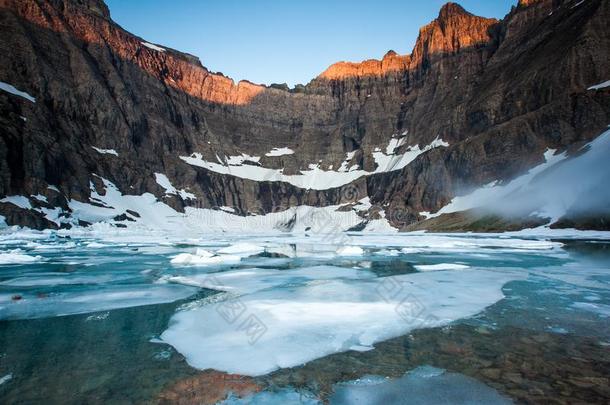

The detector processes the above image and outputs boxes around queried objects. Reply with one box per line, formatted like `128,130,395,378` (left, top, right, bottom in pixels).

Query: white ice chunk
217,243,265,256
336,246,365,256
0,250,43,264
170,248,241,266
415,263,470,271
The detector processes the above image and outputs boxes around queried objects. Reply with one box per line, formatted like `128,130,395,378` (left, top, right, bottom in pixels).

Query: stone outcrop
0,0,608,230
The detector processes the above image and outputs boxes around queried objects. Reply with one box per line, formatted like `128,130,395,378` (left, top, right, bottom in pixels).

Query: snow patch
0,81,35,102
588,80,610,91
424,148,568,219
373,137,449,173
265,147,295,157
92,146,118,156
1,196,32,209
141,42,166,52
180,137,448,191
154,173,196,200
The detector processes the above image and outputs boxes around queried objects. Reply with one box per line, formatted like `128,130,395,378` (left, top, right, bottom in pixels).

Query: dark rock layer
0,0,608,230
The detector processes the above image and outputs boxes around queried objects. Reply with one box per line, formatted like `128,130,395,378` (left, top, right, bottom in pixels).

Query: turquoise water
0,233,608,404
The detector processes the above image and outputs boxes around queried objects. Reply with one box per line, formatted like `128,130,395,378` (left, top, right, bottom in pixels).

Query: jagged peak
518,0,544,7
383,50,398,59
438,2,471,20
73,0,111,19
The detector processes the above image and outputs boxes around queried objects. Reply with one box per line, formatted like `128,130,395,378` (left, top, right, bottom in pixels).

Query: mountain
0,0,608,232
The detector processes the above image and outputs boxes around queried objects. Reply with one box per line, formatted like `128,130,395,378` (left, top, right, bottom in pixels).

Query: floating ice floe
571,302,610,317
217,243,265,256
415,263,470,271
0,81,36,102
160,268,521,376
336,246,365,256
0,273,132,287
170,248,241,266
0,283,197,320
167,265,375,294
218,388,320,404
0,250,43,264
330,366,512,405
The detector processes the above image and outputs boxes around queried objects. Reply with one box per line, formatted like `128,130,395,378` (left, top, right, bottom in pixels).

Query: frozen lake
0,230,608,403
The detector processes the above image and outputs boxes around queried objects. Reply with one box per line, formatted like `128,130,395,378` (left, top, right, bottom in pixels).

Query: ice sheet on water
170,248,241,266
167,265,375,295
219,388,321,405
330,366,512,405
217,243,265,256
0,273,133,287
0,284,198,320
336,246,364,256
0,250,43,264
160,269,521,376
571,302,610,317
415,263,470,271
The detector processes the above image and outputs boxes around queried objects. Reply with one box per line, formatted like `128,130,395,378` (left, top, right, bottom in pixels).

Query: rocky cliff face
0,0,608,230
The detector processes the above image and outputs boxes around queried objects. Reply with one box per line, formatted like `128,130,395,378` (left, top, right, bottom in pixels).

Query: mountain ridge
0,0,608,231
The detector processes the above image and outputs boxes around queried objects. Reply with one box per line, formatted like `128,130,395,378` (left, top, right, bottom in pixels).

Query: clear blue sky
105,0,516,86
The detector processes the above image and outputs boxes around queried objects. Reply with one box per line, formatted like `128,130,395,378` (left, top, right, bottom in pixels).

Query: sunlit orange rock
318,2,497,81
